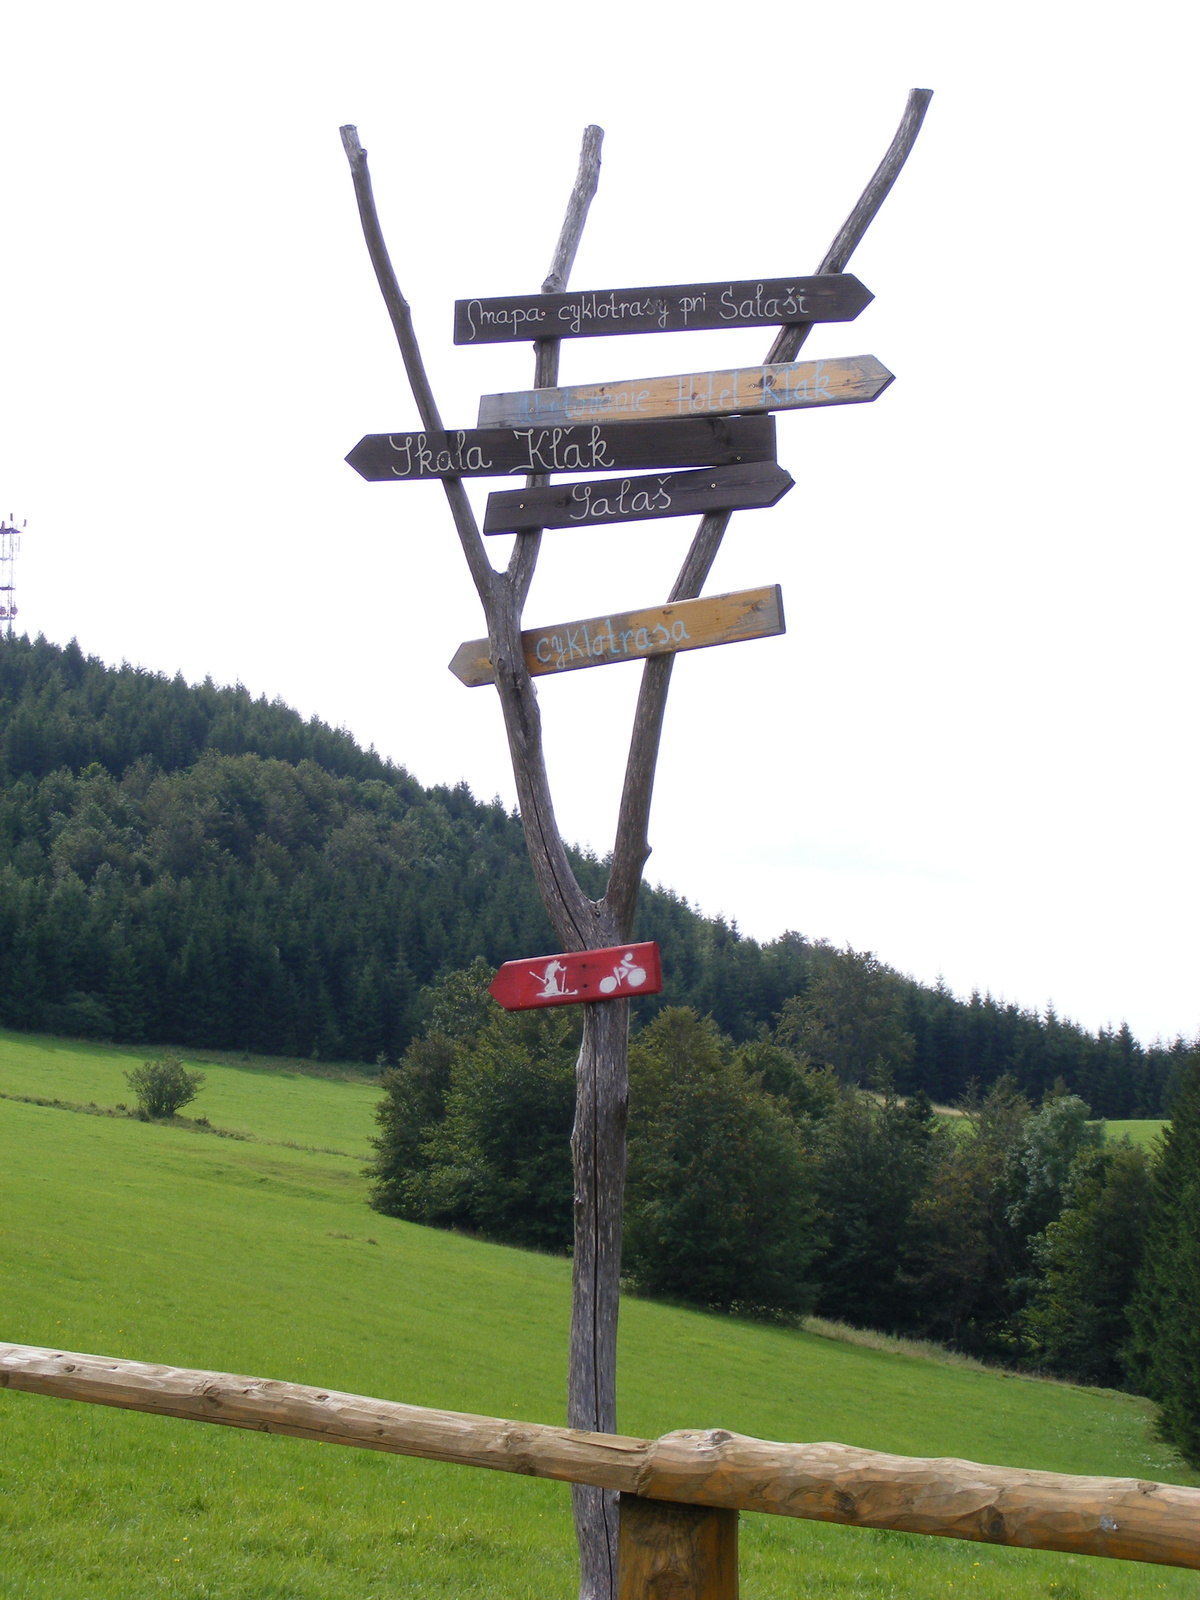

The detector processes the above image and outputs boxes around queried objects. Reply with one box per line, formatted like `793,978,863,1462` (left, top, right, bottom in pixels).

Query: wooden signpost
345,416,776,481
338,90,934,1600
454,274,873,343
482,462,793,535
488,942,663,1011
478,354,893,428
449,586,785,687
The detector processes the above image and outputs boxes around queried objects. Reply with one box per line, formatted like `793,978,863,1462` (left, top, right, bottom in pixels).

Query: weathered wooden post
339,92,931,1597
617,1496,738,1600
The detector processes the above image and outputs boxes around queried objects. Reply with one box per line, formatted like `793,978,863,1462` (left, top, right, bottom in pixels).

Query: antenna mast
0,514,22,637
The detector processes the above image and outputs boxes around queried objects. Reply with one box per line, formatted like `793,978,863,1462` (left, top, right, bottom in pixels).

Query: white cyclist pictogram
598,951,648,995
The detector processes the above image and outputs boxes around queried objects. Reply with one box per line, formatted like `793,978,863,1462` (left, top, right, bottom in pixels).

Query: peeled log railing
3,1339,1199,1587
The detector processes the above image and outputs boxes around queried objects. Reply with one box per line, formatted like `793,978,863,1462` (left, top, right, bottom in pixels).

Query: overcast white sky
1,2,1196,1044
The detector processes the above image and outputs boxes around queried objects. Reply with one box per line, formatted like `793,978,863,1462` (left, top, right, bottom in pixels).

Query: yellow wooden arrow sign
477,354,892,428
449,586,784,688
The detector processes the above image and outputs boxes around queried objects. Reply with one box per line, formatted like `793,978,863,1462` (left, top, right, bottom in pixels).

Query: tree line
369,959,1200,1467
0,633,1192,1116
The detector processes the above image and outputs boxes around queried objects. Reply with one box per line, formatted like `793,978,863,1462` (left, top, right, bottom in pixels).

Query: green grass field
1,1035,1195,1600
1104,1121,1168,1149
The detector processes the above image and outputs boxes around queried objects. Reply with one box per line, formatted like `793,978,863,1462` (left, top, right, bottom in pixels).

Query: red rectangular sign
488,942,663,1011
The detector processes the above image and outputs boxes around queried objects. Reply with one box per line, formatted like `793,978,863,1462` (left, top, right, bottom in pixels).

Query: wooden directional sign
345,417,776,481
483,462,793,535
478,355,894,428
489,942,663,1011
449,586,784,689
454,275,872,344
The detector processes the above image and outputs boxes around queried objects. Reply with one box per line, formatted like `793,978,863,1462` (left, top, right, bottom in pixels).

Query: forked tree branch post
339,92,931,1600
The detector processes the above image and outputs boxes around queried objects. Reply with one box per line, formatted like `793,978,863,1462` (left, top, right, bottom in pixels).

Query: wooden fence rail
3,1342,1199,1574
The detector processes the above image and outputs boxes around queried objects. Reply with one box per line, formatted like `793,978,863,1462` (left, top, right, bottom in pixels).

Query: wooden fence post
617,1494,738,1600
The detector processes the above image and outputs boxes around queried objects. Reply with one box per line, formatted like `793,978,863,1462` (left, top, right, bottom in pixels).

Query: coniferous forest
0,632,1193,1114
4,632,1200,1459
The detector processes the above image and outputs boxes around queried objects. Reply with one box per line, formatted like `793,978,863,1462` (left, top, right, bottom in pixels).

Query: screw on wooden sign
345,417,776,482
449,587,784,689
454,275,873,344
488,943,663,1011
482,463,793,535
478,355,894,429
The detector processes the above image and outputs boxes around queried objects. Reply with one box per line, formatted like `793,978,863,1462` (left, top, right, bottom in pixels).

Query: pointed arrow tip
771,466,796,505
448,639,493,688
345,439,372,478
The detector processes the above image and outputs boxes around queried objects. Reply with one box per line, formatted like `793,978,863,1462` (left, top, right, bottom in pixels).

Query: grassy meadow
0,1034,1195,1600
1104,1120,1168,1149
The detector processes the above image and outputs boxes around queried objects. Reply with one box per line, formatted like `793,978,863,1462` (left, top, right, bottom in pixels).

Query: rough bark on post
339,93,931,1600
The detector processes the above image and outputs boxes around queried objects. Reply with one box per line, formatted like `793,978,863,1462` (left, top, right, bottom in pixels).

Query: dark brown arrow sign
345,416,776,481
454,274,872,344
482,462,793,534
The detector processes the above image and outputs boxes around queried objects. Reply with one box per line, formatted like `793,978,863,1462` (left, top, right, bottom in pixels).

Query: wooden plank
488,942,663,1011
478,355,893,428
448,586,785,689
454,274,872,344
617,1495,738,1600
482,463,793,535
6,1342,1200,1570
345,417,776,481
489,934,668,1011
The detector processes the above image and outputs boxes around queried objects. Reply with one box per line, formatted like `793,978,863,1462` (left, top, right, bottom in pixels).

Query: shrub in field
124,1055,206,1119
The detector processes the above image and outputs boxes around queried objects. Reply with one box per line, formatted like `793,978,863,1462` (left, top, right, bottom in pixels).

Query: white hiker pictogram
531,959,578,999
598,951,648,995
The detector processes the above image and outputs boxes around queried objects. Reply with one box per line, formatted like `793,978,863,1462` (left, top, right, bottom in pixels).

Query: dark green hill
0,634,1188,1112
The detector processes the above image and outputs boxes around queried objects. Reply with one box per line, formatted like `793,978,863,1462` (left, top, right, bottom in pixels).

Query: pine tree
1129,1057,1200,1463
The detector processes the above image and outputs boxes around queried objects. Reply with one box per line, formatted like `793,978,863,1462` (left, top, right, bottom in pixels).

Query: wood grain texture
570,996,631,1597
478,355,893,428
449,588,785,688
483,464,793,535
4,1345,1199,1571
617,1496,738,1600
347,417,776,481
454,275,872,344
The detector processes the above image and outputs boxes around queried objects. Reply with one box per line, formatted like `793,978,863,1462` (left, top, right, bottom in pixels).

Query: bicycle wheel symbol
599,953,647,994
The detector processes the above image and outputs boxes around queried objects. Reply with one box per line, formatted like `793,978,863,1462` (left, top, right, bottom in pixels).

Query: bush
124,1055,206,1119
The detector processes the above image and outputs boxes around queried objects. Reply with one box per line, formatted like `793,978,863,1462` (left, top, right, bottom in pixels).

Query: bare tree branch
509,127,605,607
339,124,608,951
606,89,933,926
768,87,933,364
339,125,495,602
484,128,608,950
542,125,605,295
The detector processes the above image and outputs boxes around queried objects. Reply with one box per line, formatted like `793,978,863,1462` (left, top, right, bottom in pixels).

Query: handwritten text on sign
448,586,785,688
453,275,872,344
344,417,776,481
489,943,663,1011
482,462,793,535
478,355,894,428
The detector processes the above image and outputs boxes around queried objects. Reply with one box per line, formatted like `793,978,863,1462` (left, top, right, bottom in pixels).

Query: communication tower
0,514,22,637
